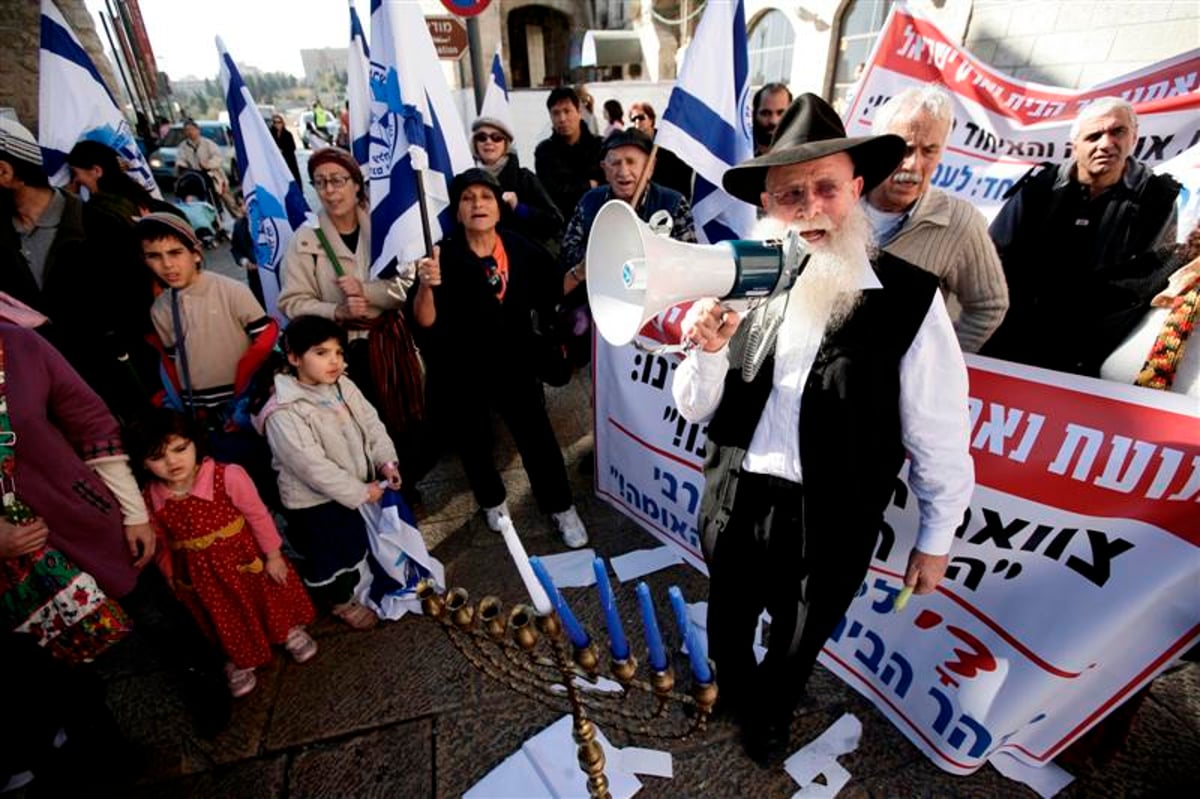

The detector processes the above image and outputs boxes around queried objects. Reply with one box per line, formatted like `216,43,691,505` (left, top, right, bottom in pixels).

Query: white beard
751,203,876,338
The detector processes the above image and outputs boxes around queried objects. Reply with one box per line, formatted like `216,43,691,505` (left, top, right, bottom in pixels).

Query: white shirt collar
855,248,882,290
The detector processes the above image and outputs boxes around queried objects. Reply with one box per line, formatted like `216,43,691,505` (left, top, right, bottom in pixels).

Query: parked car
148,121,237,191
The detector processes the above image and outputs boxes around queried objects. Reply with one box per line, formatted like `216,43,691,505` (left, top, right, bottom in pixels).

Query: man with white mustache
673,94,974,765
864,87,1008,352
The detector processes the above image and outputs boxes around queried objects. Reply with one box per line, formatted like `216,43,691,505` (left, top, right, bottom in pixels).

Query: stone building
465,0,1197,95
0,0,119,130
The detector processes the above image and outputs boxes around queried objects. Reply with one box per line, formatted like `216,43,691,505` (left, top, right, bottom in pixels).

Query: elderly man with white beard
672,94,974,765
866,87,1008,352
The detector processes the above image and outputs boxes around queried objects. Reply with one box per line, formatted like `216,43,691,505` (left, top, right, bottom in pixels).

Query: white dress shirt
673,253,975,556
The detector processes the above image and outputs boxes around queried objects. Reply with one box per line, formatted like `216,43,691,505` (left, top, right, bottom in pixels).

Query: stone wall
964,0,1199,88
0,0,120,130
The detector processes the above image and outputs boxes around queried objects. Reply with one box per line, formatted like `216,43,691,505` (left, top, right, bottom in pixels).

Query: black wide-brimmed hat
722,93,906,206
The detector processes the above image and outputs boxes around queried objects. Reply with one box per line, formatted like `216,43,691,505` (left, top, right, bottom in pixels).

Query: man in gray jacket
864,87,1008,352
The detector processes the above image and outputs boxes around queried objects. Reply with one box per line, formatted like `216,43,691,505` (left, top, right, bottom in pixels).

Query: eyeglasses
629,114,647,123
473,131,507,144
765,178,851,207
311,174,353,190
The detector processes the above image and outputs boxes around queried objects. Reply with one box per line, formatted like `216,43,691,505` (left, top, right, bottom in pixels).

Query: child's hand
380,462,402,490
265,551,288,585
364,482,385,505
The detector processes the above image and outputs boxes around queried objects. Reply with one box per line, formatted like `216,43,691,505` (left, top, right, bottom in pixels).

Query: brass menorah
416,576,717,799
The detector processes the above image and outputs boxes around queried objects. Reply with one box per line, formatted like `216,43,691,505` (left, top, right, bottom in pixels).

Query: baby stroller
175,169,225,249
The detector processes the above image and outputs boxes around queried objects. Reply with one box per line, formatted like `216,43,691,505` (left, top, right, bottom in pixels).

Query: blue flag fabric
348,1,372,166
37,0,160,197
656,0,755,243
217,37,310,320
366,0,473,277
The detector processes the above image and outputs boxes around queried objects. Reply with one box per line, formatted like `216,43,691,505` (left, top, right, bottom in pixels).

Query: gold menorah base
417,580,717,799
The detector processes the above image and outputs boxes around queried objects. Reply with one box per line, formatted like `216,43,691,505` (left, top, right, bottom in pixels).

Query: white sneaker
552,507,589,548
484,501,511,532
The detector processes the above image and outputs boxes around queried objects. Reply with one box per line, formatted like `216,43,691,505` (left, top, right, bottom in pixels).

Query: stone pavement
38,248,1197,798
81,367,1198,799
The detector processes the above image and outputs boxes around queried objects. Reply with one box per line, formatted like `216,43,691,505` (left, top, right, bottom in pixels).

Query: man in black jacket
982,97,1181,375
0,118,149,420
674,95,974,764
534,87,604,220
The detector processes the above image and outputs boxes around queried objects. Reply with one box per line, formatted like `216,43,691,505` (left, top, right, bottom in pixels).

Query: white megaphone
586,200,810,349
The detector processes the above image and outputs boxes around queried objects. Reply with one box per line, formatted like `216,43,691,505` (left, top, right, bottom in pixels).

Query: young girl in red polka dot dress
130,410,317,698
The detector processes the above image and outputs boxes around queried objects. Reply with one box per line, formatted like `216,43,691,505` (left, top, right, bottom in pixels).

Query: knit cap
135,211,202,251
0,117,44,168
471,116,514,142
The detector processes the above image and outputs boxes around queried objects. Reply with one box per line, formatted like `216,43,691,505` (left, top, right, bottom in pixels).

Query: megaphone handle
633,338,697,356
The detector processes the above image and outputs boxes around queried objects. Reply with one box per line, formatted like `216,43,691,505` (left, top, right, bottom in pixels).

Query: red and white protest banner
842,5,1200,221
593,9,1200,777
595,338,1200,774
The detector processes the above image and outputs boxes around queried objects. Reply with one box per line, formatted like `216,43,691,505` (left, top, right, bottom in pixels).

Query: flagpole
413,169,436,258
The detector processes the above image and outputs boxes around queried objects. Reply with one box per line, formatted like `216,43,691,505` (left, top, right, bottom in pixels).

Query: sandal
224,662,257,698
285,627,318,663
332,601,379,630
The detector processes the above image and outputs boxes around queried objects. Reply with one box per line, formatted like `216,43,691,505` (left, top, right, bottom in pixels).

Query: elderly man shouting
673,94,974,765
865,87,1008,352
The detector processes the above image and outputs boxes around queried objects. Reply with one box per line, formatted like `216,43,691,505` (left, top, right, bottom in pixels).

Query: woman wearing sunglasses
410,168,588,549
470,117,563,256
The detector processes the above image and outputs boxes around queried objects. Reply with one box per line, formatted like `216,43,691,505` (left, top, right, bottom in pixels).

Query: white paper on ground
613,747,673,779
610,546,686,583
989,752,1074,798
463,715,673,799
754,610,771,664
792,760,851,798
536,548,598,588
550,675,626,695
783,713,862,797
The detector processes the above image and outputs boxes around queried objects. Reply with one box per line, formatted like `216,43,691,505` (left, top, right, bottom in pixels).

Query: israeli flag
217,37,310,320
347,1,371,166
655,0,755,243
38,0,160,197
367,0,472,277
477,45,513,131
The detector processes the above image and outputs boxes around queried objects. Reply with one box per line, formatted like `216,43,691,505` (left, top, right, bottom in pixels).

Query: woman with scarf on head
276,148,430,493
470,117,562,257
410,168,587,548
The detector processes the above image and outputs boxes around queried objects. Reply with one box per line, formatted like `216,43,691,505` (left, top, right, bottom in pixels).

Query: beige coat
881,188,1009,353
277,207,412,339
263,373,398,510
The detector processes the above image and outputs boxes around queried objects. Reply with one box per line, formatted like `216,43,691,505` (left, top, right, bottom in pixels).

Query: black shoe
743,716,791,768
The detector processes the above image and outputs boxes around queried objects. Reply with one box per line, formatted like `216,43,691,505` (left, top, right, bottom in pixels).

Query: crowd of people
0,73,1195,789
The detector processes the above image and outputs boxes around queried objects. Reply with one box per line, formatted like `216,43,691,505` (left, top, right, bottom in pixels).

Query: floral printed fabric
0,547,131,663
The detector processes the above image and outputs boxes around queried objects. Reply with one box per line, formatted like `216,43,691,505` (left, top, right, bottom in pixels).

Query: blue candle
669,586,713,684
667,586,691,645
593,558,630,660
530,556,590,649
636,581,668,672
